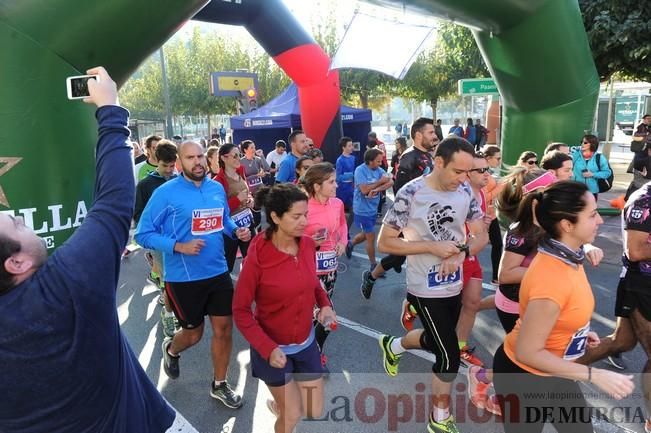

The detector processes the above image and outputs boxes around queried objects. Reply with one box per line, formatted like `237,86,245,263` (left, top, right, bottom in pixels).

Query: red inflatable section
273,44,340,149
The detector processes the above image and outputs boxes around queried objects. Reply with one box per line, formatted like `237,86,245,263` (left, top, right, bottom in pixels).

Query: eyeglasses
471,167,491,174
526,160,538,165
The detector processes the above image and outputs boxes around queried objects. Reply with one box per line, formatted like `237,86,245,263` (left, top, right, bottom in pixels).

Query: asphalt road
118,149,647,433
118,211,646,433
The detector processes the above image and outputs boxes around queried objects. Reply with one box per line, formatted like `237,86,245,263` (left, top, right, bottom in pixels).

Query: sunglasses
471,167,491,174
526,160,538,165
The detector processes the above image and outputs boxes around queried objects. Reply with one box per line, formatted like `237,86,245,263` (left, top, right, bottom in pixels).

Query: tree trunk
430,97,438,120
360,92,369,109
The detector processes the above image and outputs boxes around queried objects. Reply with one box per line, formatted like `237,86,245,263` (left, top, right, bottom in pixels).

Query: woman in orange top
493,181,634,433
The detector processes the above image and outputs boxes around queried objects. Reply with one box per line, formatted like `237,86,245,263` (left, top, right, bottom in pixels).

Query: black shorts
407,292,462,382
165,272,234,329
615,270,651,321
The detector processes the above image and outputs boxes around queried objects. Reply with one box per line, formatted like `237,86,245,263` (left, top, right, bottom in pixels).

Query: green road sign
458,78,499,96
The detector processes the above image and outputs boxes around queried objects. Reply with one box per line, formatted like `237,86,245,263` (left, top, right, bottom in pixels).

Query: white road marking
138,322,158,371
118,293,133,326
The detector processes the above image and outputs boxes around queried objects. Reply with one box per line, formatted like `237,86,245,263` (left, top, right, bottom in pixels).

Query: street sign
458,78,499,96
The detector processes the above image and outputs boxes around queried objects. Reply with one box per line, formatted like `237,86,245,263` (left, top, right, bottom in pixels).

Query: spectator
474,119,489,150
434,119,444,141
571,134,613,200
0,66,183,433
449,119,464,137
463,118,477,147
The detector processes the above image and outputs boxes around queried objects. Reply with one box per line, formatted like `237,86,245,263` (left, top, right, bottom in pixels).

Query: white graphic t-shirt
383,176,483,298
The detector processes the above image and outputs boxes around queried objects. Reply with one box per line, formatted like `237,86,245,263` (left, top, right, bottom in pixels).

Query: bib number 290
191,208,224,235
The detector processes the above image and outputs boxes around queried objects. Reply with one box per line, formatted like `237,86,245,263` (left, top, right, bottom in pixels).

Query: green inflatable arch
373,0,599,163
0,0,598,248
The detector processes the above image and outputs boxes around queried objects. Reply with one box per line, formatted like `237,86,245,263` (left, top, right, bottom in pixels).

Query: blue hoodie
0,106,174,432
135,175,238,282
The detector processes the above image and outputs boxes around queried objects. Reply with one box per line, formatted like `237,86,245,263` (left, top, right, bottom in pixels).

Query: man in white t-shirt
265,140,287,181
377,136,487,433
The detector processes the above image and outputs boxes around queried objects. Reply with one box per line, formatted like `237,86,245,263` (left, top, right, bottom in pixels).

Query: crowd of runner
3,67,651,433
123,106,651,433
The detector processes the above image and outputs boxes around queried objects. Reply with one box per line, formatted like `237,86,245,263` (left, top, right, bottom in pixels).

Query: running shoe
161,338,180,379
460,345,484,367
427,414,460,433
605,353,626,370
345,242,353,259
400,299,418,331
210,381,243,409
147,271,161,287
379,335,402,377
158,286,166,306
466,366,489,408
160,309,176,338
360,270,375,299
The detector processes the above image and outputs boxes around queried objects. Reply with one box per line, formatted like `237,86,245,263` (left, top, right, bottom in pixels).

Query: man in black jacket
134,139,178,337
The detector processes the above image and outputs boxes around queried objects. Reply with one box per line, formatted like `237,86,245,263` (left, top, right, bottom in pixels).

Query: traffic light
246,88,257,111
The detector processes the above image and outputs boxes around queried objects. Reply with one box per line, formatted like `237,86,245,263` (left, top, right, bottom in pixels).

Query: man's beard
184,165,206,181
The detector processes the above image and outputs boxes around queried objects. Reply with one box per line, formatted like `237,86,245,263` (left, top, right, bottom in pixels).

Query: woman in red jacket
214,143,255,272
233,183,336,433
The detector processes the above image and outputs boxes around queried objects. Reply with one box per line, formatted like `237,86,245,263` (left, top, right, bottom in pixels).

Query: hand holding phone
67,75,100,100
67,67,118,107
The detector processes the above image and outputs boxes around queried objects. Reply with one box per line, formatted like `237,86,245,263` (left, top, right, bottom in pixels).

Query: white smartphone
66,75,99,100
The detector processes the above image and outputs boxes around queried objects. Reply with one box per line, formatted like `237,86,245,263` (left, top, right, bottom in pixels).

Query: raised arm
52,67,133,289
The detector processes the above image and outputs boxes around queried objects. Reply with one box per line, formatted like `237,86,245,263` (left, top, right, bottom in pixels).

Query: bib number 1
563,323,590,360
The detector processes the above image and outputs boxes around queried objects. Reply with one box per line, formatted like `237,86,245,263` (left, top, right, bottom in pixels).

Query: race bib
427,265,461,289
191,208,224,235
232,208,253,228
563,323,590,360
247,176,263,189
316,251,338,274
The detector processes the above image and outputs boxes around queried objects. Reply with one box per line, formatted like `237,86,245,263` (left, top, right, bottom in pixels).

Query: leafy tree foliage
579,0,650,82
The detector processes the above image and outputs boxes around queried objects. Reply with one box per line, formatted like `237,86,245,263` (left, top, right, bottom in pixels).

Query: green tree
398,22,489,118
579,0,650,82
119,27,291,121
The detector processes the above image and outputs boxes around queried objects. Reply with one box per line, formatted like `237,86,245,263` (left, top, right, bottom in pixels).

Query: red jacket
233,233,331,359
213,166,247,212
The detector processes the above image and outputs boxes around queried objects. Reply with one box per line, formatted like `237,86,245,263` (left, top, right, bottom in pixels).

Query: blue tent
231,83,372,163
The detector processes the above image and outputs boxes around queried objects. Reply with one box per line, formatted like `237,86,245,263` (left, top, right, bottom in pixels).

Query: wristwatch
456,243,470,256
